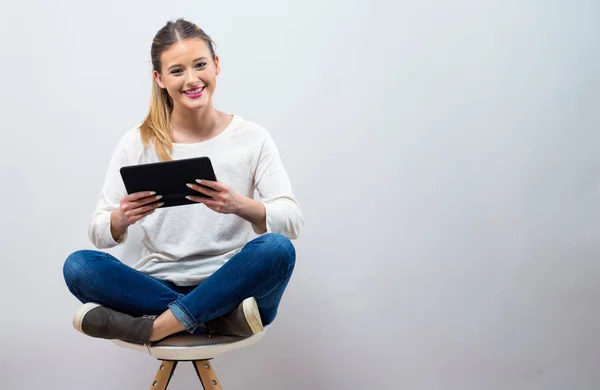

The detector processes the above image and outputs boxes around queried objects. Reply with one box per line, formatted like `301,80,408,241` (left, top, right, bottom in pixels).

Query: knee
63,250,97,288
260,233,296,273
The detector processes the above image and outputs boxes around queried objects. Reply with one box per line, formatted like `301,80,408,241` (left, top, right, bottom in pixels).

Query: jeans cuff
168,300,199,333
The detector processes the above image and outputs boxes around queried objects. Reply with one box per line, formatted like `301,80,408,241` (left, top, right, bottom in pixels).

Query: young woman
62,19,303,345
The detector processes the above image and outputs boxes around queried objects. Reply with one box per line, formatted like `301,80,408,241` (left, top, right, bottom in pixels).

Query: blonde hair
139,18,216,161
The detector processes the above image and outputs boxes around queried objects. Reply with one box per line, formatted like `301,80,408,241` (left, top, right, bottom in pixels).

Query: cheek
205,74,218,89
165,79,183,94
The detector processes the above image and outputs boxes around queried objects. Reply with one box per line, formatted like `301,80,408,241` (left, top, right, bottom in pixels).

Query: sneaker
72,303,154,345
205,297,264,337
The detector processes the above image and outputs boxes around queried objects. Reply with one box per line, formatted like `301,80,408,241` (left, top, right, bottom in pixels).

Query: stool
111,327,268,389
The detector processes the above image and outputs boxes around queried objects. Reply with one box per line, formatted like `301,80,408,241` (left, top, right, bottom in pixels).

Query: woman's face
153,38,220,111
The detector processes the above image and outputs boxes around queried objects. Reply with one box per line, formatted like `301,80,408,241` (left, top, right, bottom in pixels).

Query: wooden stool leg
193,360,223,389
150,360,178,390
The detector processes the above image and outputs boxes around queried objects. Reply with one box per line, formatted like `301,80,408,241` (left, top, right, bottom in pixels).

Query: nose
186,71,199,86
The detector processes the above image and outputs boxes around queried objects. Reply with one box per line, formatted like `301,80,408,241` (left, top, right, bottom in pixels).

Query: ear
153,70,166,88
214,55,221,76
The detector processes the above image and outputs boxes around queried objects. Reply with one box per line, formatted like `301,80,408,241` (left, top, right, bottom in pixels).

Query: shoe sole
72,302,101,335
242,297,264,335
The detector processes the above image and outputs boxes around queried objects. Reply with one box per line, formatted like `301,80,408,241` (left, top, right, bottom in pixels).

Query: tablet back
119,156,217,208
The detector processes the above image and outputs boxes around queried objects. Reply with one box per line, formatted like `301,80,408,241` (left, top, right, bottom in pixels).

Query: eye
196,62,207,69
170,68,183,75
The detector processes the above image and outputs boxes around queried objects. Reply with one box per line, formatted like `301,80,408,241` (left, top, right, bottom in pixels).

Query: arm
250,132,304,239
187,131,304,238
88,146,129,248
234,196,267,233
110,208,128,242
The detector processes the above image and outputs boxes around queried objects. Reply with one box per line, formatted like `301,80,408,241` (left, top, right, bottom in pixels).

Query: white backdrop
1,1,600,389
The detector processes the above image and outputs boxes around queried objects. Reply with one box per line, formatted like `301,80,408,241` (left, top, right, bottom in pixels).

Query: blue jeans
63,233,295,333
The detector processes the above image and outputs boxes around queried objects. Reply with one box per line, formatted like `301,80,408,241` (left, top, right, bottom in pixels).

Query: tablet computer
119,156,217,208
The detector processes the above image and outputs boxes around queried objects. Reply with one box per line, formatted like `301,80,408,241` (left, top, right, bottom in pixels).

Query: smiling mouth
183,86,205,95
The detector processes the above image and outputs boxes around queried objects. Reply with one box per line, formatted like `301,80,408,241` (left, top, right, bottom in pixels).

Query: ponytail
140,77,174,161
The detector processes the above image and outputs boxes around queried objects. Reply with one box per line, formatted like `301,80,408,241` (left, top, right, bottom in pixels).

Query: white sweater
88,115,304,286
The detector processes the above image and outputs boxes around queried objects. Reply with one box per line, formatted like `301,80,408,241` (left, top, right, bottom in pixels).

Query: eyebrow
167,57,208,71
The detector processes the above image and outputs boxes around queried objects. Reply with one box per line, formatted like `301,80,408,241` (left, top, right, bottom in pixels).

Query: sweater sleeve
252,132,304,239
87,144,130,249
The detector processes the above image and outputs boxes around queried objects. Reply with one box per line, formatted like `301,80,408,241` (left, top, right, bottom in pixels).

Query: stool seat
108,327,271,389
112,326,269,360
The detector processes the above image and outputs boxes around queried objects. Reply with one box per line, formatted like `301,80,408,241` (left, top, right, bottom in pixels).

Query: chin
178,97,210,111
188,101,209,111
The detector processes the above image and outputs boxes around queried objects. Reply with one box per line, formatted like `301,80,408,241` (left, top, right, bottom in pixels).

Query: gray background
1,0,600,389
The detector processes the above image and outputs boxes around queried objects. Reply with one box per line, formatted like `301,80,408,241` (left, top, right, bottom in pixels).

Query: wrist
111,208,129,233
234,196,267,232
232,194,249,216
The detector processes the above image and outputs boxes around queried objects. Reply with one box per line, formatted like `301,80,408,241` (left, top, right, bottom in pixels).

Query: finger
187,196,221,211
195,179,224,191
136,194,164,207
130,209,156,224
185,195,202,203
199,199,226,213
126,202,163,221
134,201,164,215
124,195,163,211
126,191,158,201
185,195,211,203
186,183,217,197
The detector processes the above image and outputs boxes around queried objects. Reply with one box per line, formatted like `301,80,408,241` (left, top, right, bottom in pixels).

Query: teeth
185,87,204,94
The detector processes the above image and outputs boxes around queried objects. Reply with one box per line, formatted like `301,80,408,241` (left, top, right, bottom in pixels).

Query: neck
170,103,220,143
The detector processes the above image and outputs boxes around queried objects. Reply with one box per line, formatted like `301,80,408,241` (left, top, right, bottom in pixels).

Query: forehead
160,39,211,66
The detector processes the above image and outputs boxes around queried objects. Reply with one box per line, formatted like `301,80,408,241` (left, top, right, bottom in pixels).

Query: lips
183,86,205,95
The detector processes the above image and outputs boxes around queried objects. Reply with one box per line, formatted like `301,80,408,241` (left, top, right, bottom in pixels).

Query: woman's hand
116,191,164,228
109,191,163,242
185,180,239,214
186,179,267,232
